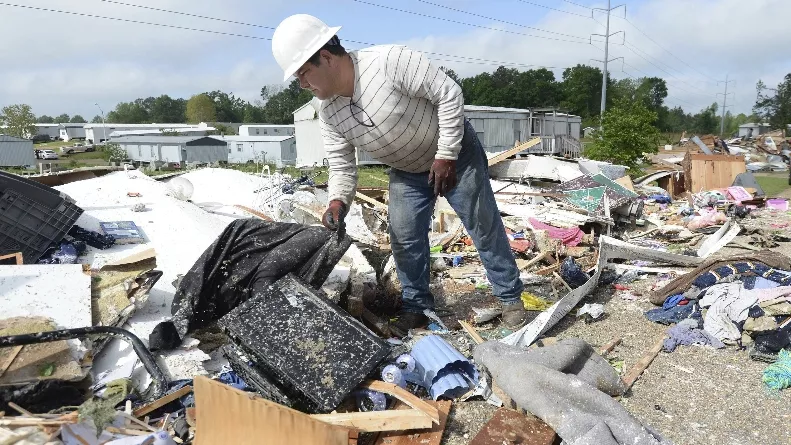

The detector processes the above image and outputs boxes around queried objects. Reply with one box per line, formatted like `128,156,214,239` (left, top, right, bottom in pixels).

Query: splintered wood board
683,153,745,194
372,401,451,445
470,408,558,445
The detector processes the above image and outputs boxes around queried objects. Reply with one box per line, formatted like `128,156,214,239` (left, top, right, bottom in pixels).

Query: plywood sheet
470,408,557,445
193,376,351,445
683,153,746,194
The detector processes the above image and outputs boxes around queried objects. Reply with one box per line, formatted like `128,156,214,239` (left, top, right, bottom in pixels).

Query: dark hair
306,35,347,66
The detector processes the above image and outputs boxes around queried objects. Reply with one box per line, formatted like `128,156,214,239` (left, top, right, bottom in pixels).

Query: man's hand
321,200,347,231
428,159,457,197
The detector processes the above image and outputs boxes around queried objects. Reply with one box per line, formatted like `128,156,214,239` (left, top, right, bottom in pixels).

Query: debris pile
0,152,789,445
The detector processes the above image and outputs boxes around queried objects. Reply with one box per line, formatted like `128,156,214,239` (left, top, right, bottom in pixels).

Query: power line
0,2,272,40
623,41,716,88
620,43,713,97
615,15,719,83
514,0,591,18
413,0,586,39
351,0,593,44
561,0,593,9
99,0,274,29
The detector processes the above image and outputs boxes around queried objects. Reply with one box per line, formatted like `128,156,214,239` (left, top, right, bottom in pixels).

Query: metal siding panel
0,141,35,166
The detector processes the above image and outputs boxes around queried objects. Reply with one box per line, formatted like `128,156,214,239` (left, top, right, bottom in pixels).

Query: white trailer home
33,124,61,141
59,123,87,141
112,136,228,165
216,135,297,167
84,123,196,143
238,124,295,137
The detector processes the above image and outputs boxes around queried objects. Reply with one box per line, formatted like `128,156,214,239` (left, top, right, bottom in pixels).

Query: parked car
36,149,59,160
31,134,52,143
61,144,94,154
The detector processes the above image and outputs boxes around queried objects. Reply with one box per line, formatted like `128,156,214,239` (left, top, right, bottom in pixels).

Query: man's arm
319,114,358,206
382,46,465,160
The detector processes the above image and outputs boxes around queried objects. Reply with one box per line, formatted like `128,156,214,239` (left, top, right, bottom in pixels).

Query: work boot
390,311,429,338
501,302,528,329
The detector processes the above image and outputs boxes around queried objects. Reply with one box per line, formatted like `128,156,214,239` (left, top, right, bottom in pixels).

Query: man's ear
321,49,335,67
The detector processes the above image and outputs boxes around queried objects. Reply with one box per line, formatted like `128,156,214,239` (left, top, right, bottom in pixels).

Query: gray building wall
0,135,35,167
184,145,228,163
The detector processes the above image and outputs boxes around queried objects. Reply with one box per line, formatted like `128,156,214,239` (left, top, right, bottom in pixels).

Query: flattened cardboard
193,376,351,445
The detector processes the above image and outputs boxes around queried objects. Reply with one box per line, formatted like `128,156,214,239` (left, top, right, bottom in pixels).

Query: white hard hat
272,14,342,82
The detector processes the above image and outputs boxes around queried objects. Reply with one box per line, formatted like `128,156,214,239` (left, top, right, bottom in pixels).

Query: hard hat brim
281,25,343,81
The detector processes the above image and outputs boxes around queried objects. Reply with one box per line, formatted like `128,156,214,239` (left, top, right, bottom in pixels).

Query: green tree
106,100,149,123
104,143,128,162
460,66,560,109
54,113,70,123
260,79,313,124
36,115,55,123
692,103,719,134
205,91,247,122
585,98,661,171
440,67,461,86
243,102,266,123
70,115,86,123
210,123,238,135
149,95,186,123
0,104,37,138
660,106,691,133
754,74,791,129
91,115,103,123
186,94,217,123
559,64,610,120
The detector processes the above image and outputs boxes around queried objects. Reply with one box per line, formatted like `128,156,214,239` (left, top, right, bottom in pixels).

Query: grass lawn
34,140,71,149
755,173,791,197
64,150,111,161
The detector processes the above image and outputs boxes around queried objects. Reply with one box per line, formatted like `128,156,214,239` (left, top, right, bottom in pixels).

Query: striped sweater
318,45,465,205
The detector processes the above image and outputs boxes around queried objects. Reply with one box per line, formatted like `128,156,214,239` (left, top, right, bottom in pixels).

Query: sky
1,0,789,120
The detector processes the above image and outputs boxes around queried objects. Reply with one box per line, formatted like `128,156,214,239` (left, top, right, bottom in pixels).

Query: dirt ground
430,207,791,445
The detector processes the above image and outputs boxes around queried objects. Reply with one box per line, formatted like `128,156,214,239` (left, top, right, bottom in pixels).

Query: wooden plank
516,252,549,270
458,320,485,345
7,402,35,417
355,191,388,211
598,338,622,356
622,337,665,391
488,138,542,166
552,272,573,292
105,427,151,436
0,253,23,265
372,401,451,445
133,385,193,418
310,409,433,432
233,205,273,221
0,346,23,380
361,381,439,424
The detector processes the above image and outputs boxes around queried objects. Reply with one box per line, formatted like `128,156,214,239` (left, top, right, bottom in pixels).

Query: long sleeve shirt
318,45,465,205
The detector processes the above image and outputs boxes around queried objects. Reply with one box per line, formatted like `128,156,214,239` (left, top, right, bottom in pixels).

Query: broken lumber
361,381,439,424
488,138,541,166
310,409,433,433
599,338,622,356
623,337,665,391
234,205,273,221
0,253,23,265
133,386,193,418
355,191,388,211
470,408,557,445
0,346,23,379
458,320,485,345
372,401,451,445
516,252,549,270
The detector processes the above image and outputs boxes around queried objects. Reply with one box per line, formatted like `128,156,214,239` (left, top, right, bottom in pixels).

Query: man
272,14,526,335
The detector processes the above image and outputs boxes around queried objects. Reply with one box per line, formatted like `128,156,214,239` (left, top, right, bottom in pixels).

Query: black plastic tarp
149,219,351,350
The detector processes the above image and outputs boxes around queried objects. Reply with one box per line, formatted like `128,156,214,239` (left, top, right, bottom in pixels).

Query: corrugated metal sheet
408,335,478,400
0,135,35,166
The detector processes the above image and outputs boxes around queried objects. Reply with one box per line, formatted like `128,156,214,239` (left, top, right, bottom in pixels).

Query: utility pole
717,75,735,136
591,2,625,127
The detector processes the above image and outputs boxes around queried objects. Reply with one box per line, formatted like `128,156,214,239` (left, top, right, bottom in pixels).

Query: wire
620,43,713,97
515,0,591,17
616,16,719,83
413,0,587,39
562,0,593,9
0,2,272,40
98,0,275,29
351,0,592,44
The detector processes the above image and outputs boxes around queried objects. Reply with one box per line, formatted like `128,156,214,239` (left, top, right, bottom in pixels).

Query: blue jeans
388,120,524,313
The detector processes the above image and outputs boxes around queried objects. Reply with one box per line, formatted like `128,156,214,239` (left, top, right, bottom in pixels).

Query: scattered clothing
37,240,85,264
752,324,791,359
560,257,589,289
474,339,672,445
762,349,791,391
650,251,791,305
699,283,758,342
744,316,779,333
760,299,791,316
663,319,725,352
662,294,684,310
645,304,696,325
529,218,584,247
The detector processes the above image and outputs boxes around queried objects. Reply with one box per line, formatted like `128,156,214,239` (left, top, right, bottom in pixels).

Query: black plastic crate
0,172,83,264
218,274,390,413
